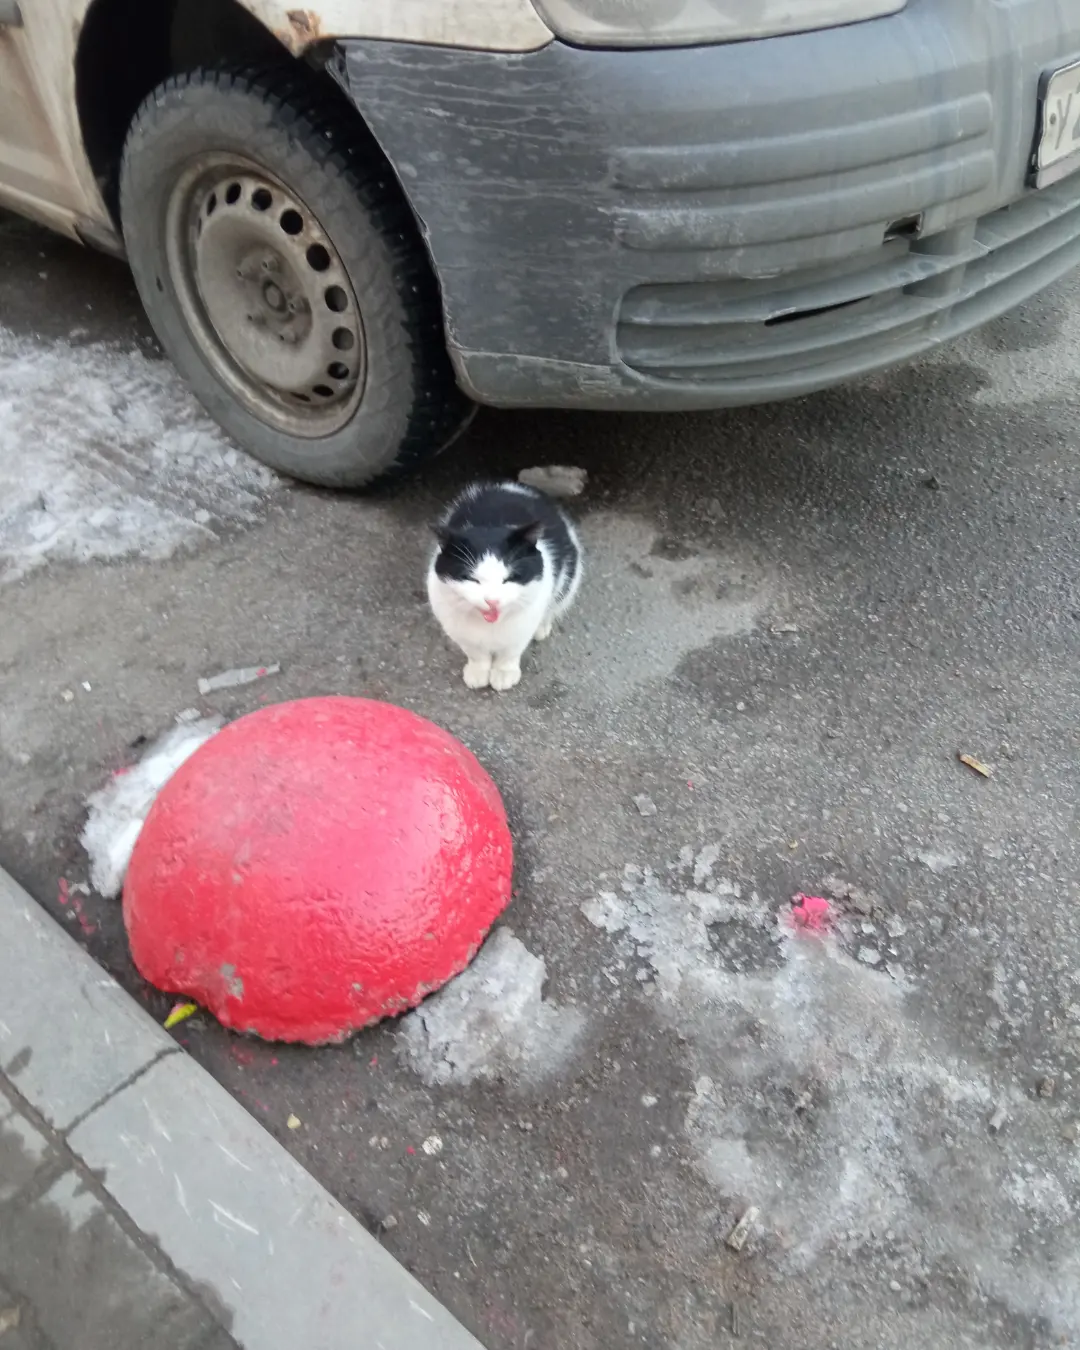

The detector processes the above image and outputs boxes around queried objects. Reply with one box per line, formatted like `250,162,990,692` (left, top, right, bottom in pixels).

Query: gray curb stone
0,869,174,1131
0,866,485,1350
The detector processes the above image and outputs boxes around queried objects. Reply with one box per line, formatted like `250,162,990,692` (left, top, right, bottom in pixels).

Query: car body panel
4,0,1080,412
0,1,101,237
333,1,1080,408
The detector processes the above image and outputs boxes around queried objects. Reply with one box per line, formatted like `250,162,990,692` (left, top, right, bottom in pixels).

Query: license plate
1033,58,1080,189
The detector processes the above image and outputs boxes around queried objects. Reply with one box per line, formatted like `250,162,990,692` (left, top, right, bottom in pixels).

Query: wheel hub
168,164,367,437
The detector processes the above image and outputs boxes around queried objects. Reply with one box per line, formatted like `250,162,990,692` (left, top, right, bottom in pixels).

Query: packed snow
582,846,1080,1336
398,927,585,1087
0,327,275,581
81,717,223,898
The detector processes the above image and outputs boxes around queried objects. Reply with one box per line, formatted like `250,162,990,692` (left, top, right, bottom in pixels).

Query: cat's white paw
535,617,554,641
489,663,522,692
463,660,492,689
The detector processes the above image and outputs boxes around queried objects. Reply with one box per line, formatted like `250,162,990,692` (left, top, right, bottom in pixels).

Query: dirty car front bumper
336,4,1080,411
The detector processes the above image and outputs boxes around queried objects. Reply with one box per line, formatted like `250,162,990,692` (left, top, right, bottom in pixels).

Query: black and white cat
427,481,583,691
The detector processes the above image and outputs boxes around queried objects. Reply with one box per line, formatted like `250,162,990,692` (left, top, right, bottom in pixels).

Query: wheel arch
72,0,551,233
74,0,298,226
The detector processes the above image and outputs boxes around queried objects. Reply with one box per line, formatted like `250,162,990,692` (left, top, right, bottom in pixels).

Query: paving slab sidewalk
0,864,485,1350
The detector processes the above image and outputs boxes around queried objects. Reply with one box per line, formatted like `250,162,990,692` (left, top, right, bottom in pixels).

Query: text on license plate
1035,59,1080,188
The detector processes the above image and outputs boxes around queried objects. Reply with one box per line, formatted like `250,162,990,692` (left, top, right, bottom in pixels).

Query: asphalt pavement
2,207,1080,1350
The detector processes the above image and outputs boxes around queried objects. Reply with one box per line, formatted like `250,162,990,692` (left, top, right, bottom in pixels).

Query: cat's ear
512,521,544,546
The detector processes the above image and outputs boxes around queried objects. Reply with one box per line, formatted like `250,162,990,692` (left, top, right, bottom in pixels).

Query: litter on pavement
164,1000,198,1029
197,663,281,695
725,1205,760,1252
958,752,992,778
517,465,588,497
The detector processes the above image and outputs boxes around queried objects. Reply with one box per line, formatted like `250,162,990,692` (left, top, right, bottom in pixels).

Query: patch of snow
398,927,585,1087
80,717,223,898
0,329,275,581
692,841,721,888
582,845,1080,1337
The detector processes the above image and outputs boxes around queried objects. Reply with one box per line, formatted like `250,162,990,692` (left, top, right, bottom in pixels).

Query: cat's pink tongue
482,604,500,623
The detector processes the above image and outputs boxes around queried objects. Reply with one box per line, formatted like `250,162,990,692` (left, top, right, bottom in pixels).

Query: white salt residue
398,927,585,1087
692,841,721,888
80,717,223,898
581,862,769,1003
914,848,963,874
582,847,1080,1339
0,329,275,580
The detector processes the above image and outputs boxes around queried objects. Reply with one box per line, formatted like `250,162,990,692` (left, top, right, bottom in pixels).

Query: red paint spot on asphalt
790,894,831,932
59,878,97,936
74,905,97,936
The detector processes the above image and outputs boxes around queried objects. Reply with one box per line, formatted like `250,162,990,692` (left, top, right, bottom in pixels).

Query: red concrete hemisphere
123,697,513,1043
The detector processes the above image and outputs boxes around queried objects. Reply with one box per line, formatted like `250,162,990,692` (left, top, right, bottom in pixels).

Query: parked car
3,0,1080,487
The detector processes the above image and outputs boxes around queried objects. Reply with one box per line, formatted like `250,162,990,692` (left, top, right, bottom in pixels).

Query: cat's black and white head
430,482,560,624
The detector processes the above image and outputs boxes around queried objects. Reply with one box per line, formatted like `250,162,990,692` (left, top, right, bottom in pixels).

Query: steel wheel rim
165,155,367,439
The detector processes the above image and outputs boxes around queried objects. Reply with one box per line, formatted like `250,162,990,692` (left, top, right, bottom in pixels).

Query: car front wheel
120,65,472,488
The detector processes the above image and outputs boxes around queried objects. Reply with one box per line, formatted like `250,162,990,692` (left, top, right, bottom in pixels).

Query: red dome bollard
123,697,513,1044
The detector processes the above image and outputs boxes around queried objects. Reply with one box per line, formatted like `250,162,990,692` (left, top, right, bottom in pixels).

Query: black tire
119,65,473,489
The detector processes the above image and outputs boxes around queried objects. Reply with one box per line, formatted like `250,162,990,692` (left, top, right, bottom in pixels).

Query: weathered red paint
123,697,513,1044
789,894,832,932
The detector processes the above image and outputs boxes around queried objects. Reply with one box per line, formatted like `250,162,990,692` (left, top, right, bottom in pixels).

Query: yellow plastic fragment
164,1000,198,1029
